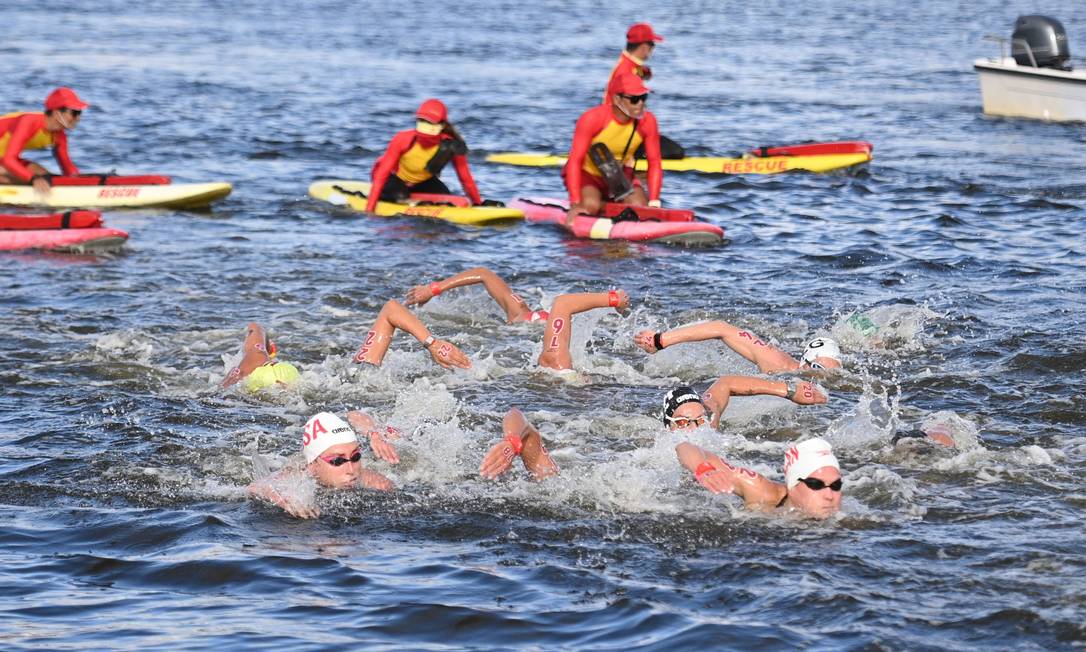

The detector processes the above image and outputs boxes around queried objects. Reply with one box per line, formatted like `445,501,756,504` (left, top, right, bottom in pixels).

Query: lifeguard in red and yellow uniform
602,23,663,105
367,99,493,213
563,72,662,222
0,87,88,195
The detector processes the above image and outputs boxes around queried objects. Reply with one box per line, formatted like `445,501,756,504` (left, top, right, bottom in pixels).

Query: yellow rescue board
0,182,233,209
485,152,871,174
308,180,524,226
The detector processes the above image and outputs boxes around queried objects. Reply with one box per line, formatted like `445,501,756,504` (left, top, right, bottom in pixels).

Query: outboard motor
1011,15,1071,70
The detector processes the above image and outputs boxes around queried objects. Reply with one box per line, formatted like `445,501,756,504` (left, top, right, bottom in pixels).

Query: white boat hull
975,58,1086,122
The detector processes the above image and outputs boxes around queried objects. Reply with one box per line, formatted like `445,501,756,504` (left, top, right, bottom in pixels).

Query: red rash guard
0,112,79,181
367,130,481,212
602,52,651,105
565,104,661,205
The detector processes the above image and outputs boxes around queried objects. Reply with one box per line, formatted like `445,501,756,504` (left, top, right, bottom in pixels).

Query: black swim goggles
320,449,362,467
796,477,843,492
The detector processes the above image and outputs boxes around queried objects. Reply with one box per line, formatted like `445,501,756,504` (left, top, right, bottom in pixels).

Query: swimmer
676,437,842,519
479,408,559,481
662,377,826,430
407,269,629,373
404,267,550,324
539,289,629,372
353,299,471,370
635,320,843,373
222,322,300,392
248,411,394,518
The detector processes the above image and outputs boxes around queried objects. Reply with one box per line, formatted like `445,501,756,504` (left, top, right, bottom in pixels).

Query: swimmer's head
801,337,842,370
244,360,299,392
662,386,707,430
302,412,362,488
783,437,842,518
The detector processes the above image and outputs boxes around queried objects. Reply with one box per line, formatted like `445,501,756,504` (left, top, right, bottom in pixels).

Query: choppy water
2,1,1085,649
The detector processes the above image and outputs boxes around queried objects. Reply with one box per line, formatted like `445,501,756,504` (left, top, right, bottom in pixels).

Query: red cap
44,87,89,111
626,23,664,43
608,72,651,98
416,98,448,123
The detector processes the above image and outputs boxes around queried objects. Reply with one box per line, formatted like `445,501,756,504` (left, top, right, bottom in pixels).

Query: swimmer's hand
695,465,736,495
479,437,519,480
427,338,471,369
404,284,434,307
790,381,827,405
248,483,320,519
367,428,401,464
633,329,661,353
611,289,630,315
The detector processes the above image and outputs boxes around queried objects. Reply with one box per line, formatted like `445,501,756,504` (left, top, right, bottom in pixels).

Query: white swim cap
801,337,842,365
783,437,840,489
302,412,358,463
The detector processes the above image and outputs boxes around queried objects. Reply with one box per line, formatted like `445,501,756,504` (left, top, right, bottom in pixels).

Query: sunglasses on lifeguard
320,449,362,467
620,93,648,104
796,477,843,492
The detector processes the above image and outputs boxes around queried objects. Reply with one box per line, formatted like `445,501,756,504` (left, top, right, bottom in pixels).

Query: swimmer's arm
538,290,629,370
222,322,272,388
247,469,319,519
405,267,529,323
358,468,394,491
354,299,470,369
480,408,558,480
675,442,785,510
703,376,827,428
636,321,798,373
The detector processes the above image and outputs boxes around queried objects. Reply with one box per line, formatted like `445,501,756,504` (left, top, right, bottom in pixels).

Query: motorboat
974,15,1086,122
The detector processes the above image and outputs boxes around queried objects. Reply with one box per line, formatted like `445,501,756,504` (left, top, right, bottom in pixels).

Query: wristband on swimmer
505,433,523,455
694,461,717,480
653,331,665,351
429,282,442,297
608,290,620,307
421,334,436,348
784,379,797,400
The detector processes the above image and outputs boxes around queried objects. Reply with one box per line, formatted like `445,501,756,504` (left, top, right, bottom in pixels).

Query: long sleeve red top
367,130,481,212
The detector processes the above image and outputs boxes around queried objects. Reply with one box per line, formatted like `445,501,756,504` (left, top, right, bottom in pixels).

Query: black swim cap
662,386,703,424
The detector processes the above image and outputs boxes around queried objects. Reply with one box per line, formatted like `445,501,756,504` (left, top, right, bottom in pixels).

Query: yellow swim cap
244,361,300,392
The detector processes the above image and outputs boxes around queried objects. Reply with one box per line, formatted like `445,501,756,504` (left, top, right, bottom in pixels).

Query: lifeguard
0,87,88,194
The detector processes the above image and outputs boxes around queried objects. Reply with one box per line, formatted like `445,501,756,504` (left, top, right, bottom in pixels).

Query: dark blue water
2,1,1085,649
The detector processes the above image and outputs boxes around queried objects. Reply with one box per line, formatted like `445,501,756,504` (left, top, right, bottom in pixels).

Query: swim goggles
796,477,842,492
320,448,362,467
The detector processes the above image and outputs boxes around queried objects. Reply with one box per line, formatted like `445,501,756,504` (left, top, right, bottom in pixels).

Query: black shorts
380,175,452,201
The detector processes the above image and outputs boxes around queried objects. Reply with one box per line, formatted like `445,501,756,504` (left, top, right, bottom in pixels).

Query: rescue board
0,212,127,251
487,140,872,174
308,180,524,226
508,198,724,246
0,181,232,209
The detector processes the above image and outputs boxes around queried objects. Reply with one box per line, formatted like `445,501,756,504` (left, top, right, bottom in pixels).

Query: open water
2,1,1085,649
